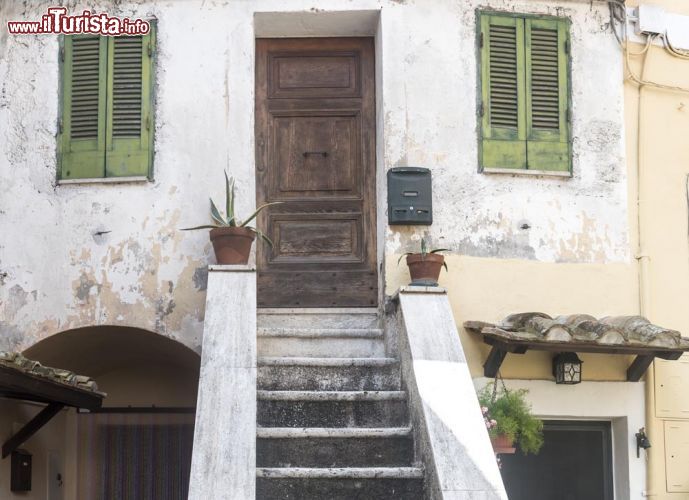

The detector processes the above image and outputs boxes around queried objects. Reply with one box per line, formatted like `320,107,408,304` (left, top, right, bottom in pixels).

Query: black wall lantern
552,352,583,384
636,427,651,457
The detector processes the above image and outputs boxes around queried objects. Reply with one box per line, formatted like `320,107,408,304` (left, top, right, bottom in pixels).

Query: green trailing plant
181,172,281,245
397,237,449,270
478,383,544,455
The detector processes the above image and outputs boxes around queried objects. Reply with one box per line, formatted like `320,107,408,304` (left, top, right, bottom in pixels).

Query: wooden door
255,38,377,307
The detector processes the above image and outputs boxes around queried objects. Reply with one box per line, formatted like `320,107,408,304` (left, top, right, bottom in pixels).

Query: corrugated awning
464,313,689,382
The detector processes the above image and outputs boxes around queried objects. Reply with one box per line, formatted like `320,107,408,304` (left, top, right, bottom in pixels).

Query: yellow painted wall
386,255,639,381
623,2,689,494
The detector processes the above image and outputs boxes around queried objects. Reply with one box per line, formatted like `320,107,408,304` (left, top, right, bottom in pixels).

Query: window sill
481,168,572,178
57,176,151,185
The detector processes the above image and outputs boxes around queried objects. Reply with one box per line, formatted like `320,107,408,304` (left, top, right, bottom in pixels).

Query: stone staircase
255,310,425,499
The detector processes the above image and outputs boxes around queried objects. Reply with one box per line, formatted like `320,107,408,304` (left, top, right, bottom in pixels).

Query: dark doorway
25,326,200,500
500,420,614,500
76,411,194,500
255,37,378,308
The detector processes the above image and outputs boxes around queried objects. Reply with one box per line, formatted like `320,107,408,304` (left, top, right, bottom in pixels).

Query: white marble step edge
257,357,397,367
258,307,379,315
257,327,384,339
256,467,424,479
257,390,406,401
256,427,412,439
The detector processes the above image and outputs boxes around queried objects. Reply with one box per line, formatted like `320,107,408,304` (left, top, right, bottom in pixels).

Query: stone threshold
256,390,405,401
256,467,424,479
257,357,396,366
258,307,379,314
257,427,412,438
257,327,383,339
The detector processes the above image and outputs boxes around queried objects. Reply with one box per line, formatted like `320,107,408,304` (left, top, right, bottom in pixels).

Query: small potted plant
478,383,544,456
398,238,448,286
182,172,281,264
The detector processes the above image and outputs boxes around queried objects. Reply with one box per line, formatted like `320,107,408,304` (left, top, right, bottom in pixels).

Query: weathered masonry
3,0,689,499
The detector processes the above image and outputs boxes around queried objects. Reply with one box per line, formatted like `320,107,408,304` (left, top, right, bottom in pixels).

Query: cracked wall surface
0,0,628,351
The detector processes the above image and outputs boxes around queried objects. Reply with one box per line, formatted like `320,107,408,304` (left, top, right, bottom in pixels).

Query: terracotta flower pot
406,253,445,286
209,227,256,264
491,434,516,455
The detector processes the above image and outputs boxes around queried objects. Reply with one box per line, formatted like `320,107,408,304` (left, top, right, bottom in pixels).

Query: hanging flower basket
478,374,544,460
490,434,516,455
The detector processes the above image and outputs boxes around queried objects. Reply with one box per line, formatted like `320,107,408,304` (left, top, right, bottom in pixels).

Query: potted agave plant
478,383,544,456
398,238,448,286
182,172,280,265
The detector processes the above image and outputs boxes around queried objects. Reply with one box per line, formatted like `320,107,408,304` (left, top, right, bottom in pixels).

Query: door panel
269,52,361,98
256,38,377,307
272,216,361,261
273,114,359,195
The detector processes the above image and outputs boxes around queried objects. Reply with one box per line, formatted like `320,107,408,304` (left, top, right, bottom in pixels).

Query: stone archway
18,325,201,500
24,325,200,407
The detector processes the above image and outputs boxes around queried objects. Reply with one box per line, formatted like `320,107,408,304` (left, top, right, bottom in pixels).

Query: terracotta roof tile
465,313,689,350
0,351,104,395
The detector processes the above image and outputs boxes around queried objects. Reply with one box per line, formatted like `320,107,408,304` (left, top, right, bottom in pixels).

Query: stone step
256,467,424,500
257,357,400,391
257,308,380,330
258,338,386,358
257,391,408,428
257,328,385,358
256,427,414,468
257,327,384,338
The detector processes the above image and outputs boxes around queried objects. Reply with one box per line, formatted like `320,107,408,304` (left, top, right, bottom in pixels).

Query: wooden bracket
483,341,529,377
2,403,64,459
483,346,508,378
626,351,683,382
626,355,655,382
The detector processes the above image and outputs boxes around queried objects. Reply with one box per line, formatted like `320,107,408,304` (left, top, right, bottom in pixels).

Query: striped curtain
77,412,195,500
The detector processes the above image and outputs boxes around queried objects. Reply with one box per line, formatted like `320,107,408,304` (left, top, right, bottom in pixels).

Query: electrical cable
578,2,689,93
661,33,689,61
624,39,689,94
606,0,689,93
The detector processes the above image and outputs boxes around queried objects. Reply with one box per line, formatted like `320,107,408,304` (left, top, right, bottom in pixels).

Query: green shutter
525,18,570,172
105,28,154,177
480,14,527,170
59,35,107,179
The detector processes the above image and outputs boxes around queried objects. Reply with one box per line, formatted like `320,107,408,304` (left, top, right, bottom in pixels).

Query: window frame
56,22,157,184
476,10,573,176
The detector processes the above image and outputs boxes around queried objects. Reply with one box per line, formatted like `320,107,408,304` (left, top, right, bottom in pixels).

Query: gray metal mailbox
387,167,432,225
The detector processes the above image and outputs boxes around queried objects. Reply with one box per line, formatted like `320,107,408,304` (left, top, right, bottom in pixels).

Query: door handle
303,151,328,158
256,135,266,172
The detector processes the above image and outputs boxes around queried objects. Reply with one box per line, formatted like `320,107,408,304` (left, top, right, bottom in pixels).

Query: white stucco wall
0,0,628,351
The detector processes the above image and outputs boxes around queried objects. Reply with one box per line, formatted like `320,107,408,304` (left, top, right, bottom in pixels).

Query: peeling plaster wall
0,0,628,351
379,0,628,262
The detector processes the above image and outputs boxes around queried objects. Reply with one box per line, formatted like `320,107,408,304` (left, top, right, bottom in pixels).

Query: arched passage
24,325,200,407
8,326,201,500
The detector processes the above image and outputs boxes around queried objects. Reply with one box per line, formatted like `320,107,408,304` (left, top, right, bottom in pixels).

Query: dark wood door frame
255,37,378,308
